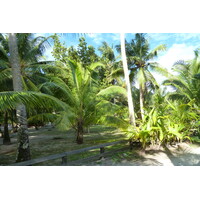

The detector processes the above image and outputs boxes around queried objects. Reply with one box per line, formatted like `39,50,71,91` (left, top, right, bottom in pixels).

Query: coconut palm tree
163,49,200,108
0,60,13,144
0,33,53,92
29,58,130,144
33,60,102,144
0,33,53,159
117,33,166,120
8,33,31,162
120,33,136,126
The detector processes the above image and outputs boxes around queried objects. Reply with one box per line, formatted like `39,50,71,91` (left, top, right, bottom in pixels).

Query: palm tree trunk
8,33,31,162
3,111,11,145
120,33,136,126
10,109,15,132
139,83,145,120
76,120,84,144
0,124,3,138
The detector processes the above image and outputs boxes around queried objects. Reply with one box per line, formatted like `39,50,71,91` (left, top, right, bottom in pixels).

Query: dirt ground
1,127,200,166
88,143,200,166
0,128,56,154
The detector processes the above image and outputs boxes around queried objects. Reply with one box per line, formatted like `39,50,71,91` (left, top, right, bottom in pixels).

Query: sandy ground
1,128,200,166
0,127,56,155
88,143,200,166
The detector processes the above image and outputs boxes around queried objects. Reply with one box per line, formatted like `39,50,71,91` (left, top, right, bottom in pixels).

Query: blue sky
37,33,200,80
36,33,200,86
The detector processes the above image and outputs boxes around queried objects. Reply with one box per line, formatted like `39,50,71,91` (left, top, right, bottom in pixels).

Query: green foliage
164,50,200,108
97,85,127,99
51,34,67,62
98,41,123,88
1,33,200,149
0,33,54,93
0,91,69,112
52,35,99,68
116,33,167,120
123,91,198,148
28,59,126,139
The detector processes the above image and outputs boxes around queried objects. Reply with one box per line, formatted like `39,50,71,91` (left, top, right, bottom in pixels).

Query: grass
0,125,128,166
2,126,200,166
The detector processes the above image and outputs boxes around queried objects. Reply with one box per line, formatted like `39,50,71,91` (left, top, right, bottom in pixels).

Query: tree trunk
3,111,11,145
10,109,15,133
139,83,145,120
76,121,84,144
0,124,3,138
13,109,18,133
120,33,136,126
8,33,31,162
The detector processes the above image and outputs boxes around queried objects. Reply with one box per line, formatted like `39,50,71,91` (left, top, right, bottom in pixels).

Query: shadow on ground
88,143,200,166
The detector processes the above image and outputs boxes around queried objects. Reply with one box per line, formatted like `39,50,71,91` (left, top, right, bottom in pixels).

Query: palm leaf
97,86,127,99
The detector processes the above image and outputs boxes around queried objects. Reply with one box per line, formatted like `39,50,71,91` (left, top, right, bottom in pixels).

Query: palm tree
2,111,10,144
117,33,166,120
0,33,52,161
0,33,53,92
163,49,200,108
98,41,123,88
0,91,68,112
8,33,31,162
30,58,129,144
120,33,136,126
0,59,12,144
0,90,70,148
35,60,103,144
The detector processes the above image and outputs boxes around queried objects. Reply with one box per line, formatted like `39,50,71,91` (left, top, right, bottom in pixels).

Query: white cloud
87,33,120,45
157,43,197,70
174,33,200,42
151,43,197,86
87,33,103,44
148,33,200,47
148,33,172,41
87,33,99,38
111,33,120,41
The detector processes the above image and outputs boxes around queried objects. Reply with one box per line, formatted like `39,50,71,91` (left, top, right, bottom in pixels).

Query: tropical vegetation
0,33,199,163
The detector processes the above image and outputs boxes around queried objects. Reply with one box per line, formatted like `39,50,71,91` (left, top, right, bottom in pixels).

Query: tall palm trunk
3,111,11,145
120,33,136,126
8,33,31,162
139,83,145,120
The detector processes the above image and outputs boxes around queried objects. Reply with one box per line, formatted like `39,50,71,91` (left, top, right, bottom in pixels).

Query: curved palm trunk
8,33,31,162
120,33,136,126
3,111,11,145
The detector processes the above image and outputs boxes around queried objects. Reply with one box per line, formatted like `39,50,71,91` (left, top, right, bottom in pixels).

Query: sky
40,33,200,68
38,33,200,85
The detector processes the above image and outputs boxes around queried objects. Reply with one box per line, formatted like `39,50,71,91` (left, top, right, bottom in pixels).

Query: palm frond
97,86,127,99
0,91,70,112
28,113,58,124
147,44,166,60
